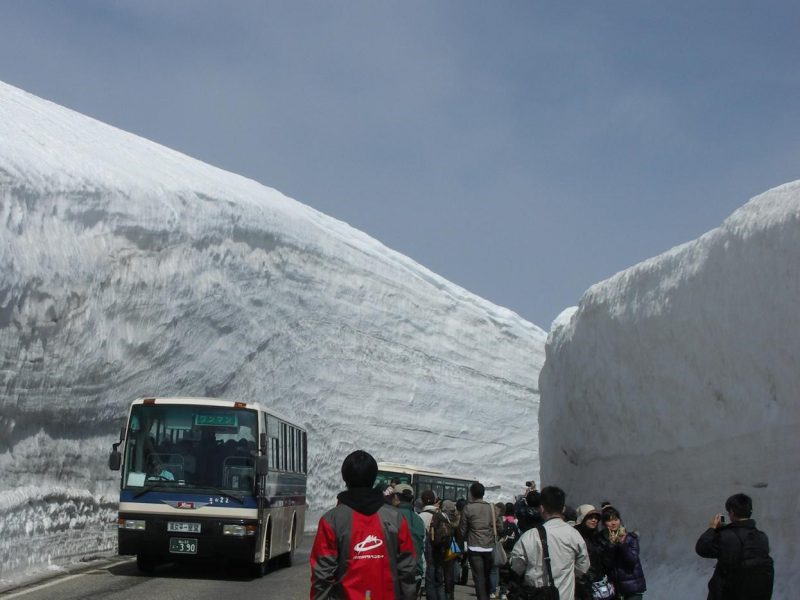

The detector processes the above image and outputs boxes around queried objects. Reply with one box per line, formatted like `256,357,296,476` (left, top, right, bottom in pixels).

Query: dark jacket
396,500,426,579
598,530,646,595
310,487,417,600
574,524,608,600
695,519,774,600
515,496,544,533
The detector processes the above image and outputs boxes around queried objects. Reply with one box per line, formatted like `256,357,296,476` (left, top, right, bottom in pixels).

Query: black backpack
427,511,453,549
500,519,520,552
718,528,774,600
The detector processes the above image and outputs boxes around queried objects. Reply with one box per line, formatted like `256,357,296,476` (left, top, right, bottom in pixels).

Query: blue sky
1,1,798,327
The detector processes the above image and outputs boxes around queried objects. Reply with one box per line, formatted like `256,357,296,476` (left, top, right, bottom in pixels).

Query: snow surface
540,181,800,599
0,80,546,586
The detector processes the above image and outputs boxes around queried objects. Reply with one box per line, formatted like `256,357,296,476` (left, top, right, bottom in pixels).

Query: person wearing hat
575,504,602,526
392,484,426,592
574,505,612,600
383,477,402,503
598,507,646,599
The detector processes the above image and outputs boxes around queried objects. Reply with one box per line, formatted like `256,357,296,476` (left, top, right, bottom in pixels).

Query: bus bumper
118,513,259,561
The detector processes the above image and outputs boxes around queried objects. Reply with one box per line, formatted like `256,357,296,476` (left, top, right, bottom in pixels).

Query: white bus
109,397,306,576
375,462,477,502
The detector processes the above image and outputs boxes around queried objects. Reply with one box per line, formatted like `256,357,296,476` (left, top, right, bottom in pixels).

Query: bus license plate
169,538,198,554
168,522,201,533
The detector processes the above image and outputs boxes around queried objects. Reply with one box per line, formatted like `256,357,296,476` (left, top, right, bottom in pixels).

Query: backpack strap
426,509,439,538
535,525,556,588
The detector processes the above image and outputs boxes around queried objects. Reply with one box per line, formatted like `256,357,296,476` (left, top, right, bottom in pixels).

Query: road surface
0,535,483,600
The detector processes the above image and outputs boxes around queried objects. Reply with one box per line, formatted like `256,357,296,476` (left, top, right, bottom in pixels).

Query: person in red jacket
310,450,417,600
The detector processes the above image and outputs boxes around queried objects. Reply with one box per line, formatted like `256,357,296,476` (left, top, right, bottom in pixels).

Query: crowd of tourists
310,450,774,600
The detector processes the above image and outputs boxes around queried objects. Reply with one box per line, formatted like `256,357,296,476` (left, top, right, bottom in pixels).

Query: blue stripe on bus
120,489,260,509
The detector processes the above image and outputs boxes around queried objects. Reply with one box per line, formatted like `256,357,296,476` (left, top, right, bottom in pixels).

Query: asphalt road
0,536,481,600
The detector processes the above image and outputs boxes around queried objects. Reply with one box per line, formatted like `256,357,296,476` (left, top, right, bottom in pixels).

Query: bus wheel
136,554,158,573
252,559,268,578
277,547,294,568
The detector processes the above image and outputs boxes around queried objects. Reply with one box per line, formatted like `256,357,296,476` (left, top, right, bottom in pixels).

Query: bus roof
377,461,476,481
130,397,305,431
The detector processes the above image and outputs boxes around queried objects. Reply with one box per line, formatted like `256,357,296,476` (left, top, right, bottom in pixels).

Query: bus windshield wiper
132,480,172,499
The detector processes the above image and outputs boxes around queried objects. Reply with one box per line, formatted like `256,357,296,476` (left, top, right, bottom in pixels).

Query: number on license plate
169,538,198,554
168,522,201,533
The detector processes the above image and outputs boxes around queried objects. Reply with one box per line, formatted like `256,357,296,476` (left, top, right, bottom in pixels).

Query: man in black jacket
695,493,774,600
514,490,543,533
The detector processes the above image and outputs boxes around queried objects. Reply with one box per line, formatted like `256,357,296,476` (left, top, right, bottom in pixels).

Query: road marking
1,559,133,599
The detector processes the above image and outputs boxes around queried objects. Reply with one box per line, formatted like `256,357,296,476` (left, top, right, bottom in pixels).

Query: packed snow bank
539,181,800,599
0,80,546,585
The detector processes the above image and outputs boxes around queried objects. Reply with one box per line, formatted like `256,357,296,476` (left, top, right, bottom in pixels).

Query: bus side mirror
109,428,124,471
109,449,122,471
256,456,268,476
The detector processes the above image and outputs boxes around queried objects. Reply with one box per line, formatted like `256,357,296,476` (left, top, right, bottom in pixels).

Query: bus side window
270,437,279,470
434,482,444,502
281,423,288,471
289,426,296,472
301,431,307,473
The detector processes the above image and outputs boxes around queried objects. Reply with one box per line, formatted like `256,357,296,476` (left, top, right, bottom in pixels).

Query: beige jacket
510,518,590,600
458,499,502,551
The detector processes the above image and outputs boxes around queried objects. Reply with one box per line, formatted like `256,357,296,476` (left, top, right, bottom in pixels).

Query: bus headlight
118,518,146,531
222,524,257,537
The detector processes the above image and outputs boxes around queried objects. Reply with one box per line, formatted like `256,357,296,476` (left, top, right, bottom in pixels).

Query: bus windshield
122,403,258,494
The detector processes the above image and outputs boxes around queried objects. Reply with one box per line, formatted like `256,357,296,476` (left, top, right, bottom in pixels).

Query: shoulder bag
490,504,508,566
508,524,559,600
444,537,463,561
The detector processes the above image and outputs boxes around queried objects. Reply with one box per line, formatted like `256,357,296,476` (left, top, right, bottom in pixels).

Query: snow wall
0,81,546,585
539,181,800,599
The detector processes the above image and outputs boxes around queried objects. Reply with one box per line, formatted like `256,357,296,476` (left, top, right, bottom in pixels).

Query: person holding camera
695,493,774,599
514,486,543,533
